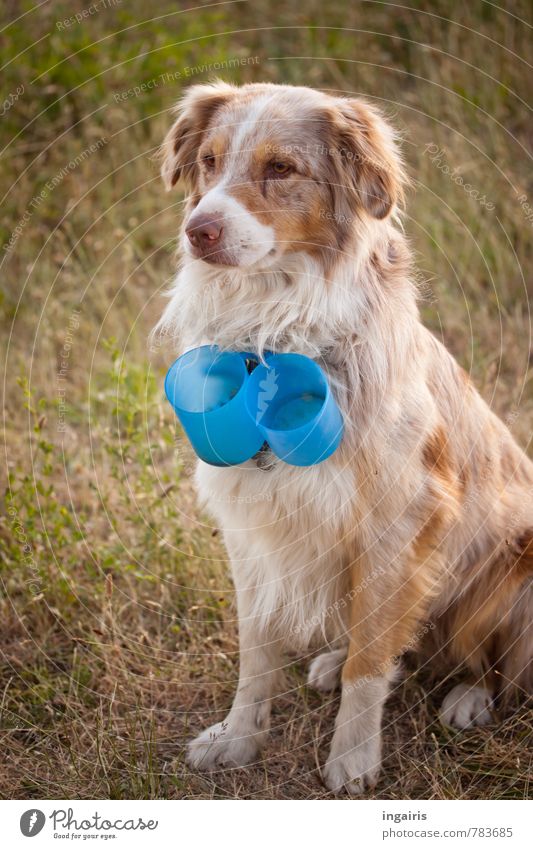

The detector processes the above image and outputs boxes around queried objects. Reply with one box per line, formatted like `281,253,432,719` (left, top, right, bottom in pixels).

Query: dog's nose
185,214,223,249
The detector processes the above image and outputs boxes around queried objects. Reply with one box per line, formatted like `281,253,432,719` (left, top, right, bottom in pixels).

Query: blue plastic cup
164,346,265,466
245,353,344,466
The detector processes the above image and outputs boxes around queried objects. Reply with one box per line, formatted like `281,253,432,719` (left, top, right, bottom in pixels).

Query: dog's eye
269,161,293,177
202,154,216,169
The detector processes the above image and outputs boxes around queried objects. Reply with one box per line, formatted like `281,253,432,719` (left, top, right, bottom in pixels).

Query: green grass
1,0,532,798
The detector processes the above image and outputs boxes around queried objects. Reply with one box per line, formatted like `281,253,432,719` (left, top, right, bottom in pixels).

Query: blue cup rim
244,353,332,435
164,345,251,417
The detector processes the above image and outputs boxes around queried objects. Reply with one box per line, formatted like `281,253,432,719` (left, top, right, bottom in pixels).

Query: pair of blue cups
164,345,343,467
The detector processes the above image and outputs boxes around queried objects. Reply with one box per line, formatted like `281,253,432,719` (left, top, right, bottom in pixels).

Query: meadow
1,0,532,798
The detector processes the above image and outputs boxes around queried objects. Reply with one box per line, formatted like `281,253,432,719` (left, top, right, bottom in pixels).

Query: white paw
440,683,494,729
307,649,345,692
187,720,263,770
323,737,381,796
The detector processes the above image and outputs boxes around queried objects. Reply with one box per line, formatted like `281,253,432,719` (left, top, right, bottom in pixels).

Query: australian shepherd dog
155,81,532,794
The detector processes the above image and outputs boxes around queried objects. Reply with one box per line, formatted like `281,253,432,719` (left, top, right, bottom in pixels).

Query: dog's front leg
323,546,441,796
324,655,394,796
187,580,283,771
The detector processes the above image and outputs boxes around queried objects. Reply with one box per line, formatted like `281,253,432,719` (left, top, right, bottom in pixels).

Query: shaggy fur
155,81,533,795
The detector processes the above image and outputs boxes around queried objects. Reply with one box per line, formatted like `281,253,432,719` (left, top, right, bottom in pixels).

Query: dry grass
1,0,532,799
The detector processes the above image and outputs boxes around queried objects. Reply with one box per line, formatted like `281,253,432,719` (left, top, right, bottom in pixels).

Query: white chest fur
195,457,356,648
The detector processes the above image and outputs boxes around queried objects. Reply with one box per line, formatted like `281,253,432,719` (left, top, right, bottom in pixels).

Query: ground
1,0,532,799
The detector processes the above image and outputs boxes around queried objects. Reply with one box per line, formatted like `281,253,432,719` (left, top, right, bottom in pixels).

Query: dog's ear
160,81,236,190
331,99,407,219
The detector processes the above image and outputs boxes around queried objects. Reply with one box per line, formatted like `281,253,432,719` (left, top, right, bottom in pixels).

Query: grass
1,0,532,798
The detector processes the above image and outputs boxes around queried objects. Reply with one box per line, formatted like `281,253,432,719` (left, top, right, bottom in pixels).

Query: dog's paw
187,720,262,770
307,649,345,692
323,738,381,796
440,683,494,729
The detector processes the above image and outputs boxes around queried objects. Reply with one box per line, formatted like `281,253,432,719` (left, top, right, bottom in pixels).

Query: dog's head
161,81,406,270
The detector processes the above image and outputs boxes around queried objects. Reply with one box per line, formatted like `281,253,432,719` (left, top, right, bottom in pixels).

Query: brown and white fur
155,81,533,795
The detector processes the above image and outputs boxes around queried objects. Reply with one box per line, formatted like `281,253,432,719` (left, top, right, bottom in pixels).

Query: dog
155,81,533,795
